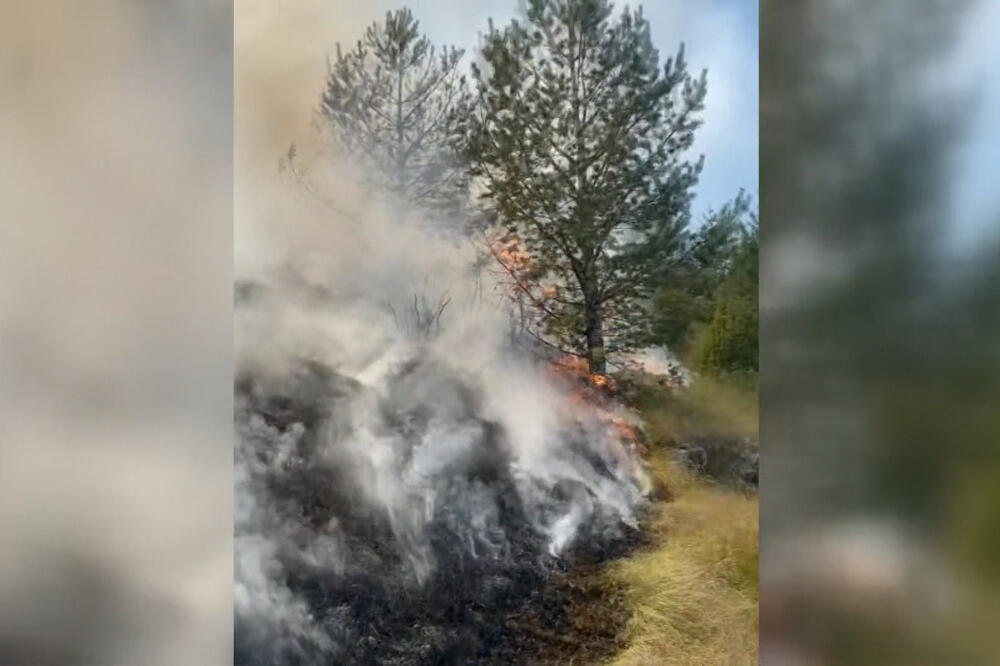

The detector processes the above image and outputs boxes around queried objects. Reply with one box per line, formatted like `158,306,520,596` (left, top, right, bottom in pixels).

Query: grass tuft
608,458,758,665
624,371,757,446
604,370,758,665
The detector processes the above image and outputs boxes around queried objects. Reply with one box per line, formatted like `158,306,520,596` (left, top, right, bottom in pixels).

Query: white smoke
233,1,650,657
233,152,649,660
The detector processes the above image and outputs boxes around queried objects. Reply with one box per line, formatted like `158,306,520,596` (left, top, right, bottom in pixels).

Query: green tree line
316,0,757,375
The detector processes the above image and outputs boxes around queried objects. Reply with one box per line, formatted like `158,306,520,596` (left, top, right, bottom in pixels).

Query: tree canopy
321,8,471,223
462,0,707,373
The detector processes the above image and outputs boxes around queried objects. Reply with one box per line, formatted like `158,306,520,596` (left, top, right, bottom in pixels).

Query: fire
489,234,532,273
548,354,618,395
488,234,560,313
487,249,644,451
610,416,639,442
546,354,642,449
550,354,588,378
588,373,614,390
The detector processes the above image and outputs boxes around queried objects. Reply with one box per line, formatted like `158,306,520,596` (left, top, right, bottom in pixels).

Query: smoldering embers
234,278,646,664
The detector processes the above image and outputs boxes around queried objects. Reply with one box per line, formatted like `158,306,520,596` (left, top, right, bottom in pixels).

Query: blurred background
1,0,998,664
0,1,232,663
761,0,1000,663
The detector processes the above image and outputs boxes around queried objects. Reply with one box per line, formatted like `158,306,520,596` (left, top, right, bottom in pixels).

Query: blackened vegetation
675,435,759,489
503,562,632,664
235,355,644,664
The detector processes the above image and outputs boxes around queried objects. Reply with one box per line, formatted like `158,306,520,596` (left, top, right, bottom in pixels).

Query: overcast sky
384,0,759,224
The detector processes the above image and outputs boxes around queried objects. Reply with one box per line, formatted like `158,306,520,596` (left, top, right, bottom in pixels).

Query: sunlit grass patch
624,370,757,446
607,458,758,665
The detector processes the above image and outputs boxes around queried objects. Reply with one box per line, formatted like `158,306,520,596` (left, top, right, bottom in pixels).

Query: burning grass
234,326,650,664
233,284,756,664
489,364,760,665
517,358,758,664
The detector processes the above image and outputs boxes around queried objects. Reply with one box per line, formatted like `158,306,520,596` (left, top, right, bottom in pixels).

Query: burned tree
463,0,706,373
321,7,471,223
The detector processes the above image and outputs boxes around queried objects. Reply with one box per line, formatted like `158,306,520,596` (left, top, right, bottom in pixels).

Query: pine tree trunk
586,317,606,375
583,281,606,375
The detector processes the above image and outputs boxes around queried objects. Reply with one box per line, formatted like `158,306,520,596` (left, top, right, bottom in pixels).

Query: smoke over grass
233,152,651,661
234,0,652,653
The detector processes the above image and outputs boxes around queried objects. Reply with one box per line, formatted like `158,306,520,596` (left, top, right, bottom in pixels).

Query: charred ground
235,353,646,665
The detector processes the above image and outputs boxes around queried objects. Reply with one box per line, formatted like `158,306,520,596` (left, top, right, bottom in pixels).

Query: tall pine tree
463,0,706,373
321,8,470,223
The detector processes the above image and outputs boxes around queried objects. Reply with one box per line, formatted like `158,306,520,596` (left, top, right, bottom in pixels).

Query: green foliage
462,0,706,371
650,192,752,351
651,286,714,349
694,295,756,373
321,7,471,220
693,218,758,373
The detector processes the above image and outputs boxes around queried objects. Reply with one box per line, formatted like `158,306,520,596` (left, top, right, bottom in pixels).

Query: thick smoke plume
1,2,231,663
234,155,650,662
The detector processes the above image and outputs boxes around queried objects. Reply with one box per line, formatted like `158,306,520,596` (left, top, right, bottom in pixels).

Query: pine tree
321,8,471,223
695,212,757,373
463,0,706,373
651,192,753,352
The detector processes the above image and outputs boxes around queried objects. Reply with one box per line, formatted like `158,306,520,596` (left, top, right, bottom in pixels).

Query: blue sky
394,0,759,224
942,0,1000,252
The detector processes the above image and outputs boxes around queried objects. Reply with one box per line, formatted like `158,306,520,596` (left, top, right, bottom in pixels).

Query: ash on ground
235,344,648,664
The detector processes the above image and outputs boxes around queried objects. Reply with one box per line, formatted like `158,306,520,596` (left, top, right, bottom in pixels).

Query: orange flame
546,354,641,449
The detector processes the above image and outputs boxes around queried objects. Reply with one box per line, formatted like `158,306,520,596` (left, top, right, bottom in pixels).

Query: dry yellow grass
605,373,758,665
627,371,758,445
607,459,758,665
